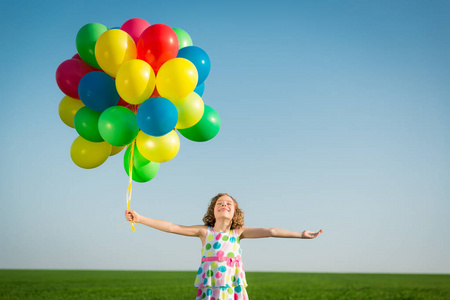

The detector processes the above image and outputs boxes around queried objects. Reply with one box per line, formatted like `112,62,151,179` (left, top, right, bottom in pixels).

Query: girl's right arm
125,210,207,240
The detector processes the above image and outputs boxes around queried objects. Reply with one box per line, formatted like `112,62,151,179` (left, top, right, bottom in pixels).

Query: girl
125,193,323,300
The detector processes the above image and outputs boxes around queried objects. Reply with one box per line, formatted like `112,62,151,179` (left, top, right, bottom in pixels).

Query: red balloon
117,97,132,109
137,24,179,72
151,87,160,98
120,18,151,45
55,59,96,99
72,53,82,60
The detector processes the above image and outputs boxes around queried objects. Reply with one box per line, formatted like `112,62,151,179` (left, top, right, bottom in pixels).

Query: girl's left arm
240,227,323,239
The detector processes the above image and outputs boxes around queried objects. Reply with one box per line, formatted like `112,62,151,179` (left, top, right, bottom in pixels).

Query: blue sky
1,0,449,274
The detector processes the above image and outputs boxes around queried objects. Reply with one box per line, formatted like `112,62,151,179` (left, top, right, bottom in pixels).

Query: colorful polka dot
213,289,220,297
195,227,247,296
218,266,227,272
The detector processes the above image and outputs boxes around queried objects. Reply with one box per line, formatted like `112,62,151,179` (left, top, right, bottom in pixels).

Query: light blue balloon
136,97,178,137
78,71,119,112
194,82,205,96
177,46,211,86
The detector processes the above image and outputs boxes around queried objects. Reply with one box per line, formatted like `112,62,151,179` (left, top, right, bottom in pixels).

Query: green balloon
124,144,159,183
178,105,221,142
76,23,107,69
74,107,104,142
98,106,139,147
173,28,193,49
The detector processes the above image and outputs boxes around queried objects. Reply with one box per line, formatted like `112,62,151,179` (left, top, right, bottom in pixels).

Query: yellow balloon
70,136,112,169
156,58,198,102
136,130,180,163
116,59,156,104
58,95,85,128
110,145,125,156
95,29,137,77
175,92,205,129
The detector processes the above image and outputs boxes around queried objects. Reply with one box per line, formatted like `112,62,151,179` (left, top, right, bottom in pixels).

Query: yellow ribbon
127,105,141,231
127,139,136,232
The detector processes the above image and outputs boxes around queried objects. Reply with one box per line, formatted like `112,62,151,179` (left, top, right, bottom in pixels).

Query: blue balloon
78,71,119,112
194,82,205,96
136,97,178,137
177,46,211,86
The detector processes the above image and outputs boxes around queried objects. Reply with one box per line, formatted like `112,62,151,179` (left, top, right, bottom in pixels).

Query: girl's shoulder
191,225,208,240
195,225,208,232
236,226,247,237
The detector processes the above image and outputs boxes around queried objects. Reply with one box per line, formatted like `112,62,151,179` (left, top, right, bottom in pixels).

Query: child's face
214,195,235,220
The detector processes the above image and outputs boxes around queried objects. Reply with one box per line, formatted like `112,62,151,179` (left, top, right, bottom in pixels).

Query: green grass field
0,270,449,299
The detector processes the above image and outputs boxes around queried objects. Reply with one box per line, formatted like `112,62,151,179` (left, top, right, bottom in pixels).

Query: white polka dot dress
194,227,248,300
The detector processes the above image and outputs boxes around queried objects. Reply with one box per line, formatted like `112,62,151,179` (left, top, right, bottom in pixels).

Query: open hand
301,229,323,239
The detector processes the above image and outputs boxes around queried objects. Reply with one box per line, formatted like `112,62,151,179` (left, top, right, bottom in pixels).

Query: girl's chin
215,214,233,219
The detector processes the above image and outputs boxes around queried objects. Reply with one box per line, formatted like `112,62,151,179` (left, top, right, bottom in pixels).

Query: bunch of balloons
56,18,221,183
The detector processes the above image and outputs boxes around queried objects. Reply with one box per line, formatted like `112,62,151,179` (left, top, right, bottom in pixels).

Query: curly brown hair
202,193,244,230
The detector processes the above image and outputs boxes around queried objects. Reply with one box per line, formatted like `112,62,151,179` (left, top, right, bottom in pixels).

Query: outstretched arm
125,210,206,238
240,226,323,239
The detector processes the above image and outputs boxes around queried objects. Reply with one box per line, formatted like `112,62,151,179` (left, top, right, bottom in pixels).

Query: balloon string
127,139,136,232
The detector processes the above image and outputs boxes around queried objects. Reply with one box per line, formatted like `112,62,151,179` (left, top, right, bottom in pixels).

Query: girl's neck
214,219,232,233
